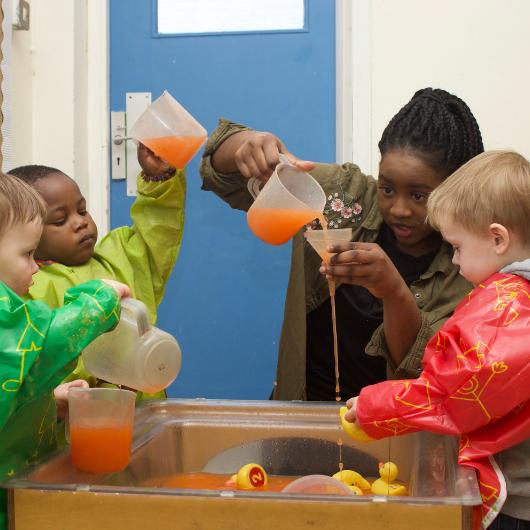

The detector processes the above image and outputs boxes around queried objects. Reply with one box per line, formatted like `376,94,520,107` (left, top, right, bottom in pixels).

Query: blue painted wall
109,0,336,399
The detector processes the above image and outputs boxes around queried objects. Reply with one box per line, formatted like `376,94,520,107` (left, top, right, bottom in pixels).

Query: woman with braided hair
200,88,484,401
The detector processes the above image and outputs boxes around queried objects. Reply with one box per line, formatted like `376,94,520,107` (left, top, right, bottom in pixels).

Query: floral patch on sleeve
307,184,363,229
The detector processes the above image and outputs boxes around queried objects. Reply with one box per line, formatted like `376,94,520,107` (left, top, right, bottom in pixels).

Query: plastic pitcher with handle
82,298,182,394
246,155,326,245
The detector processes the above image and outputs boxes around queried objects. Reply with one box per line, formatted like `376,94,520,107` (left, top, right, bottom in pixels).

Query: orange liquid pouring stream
248,205,346,475
313,214,344,476
314,214,340,402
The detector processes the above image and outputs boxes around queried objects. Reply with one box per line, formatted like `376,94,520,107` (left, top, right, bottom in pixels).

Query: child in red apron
340,151,530,529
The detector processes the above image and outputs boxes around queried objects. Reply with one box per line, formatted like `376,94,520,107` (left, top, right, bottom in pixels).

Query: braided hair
8,164,62,185
378,88,484,178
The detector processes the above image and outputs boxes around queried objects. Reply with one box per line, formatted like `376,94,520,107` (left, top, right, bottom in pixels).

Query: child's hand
101,279,131,299
54,379,89,420
137,142,175,177
344,396,358,423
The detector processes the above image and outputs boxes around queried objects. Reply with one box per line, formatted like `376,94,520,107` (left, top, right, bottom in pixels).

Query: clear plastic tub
282,474,353,495
5,399,481,530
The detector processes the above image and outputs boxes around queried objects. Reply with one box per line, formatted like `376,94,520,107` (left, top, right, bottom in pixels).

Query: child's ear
488,223,510,255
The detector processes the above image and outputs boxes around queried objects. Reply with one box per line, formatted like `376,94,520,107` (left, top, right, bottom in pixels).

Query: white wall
8,0,109,232
364,0,530,176
10,1,75,173
8,0,530,213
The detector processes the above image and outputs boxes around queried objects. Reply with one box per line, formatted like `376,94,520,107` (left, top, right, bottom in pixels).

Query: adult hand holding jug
246,155,326,245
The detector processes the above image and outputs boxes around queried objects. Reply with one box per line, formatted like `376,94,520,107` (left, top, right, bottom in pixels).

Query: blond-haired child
0,173,130,530
343,151,530,529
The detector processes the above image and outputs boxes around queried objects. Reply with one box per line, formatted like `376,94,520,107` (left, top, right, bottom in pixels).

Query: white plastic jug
128,90,207,169
246,155,326,245
82,298,182,393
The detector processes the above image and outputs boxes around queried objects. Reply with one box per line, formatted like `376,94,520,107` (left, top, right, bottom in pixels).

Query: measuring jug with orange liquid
129,90,207,168
68,387,135,473
247,156,326,245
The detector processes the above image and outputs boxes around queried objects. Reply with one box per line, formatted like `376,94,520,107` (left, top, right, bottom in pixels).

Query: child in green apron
0,173,130,530
9,144,186,400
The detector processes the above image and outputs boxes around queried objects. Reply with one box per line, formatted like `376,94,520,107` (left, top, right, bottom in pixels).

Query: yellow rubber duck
339,406,373,443
370,462,407,496
332,469,370,495
228,463,268,490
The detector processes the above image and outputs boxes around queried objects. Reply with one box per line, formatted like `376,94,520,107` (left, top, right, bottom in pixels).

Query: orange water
142,134,206,169
142,472,297,491
70,424,133,473
247,207,322,245
313,215,340,402
141,472,407,496
314,213,343,474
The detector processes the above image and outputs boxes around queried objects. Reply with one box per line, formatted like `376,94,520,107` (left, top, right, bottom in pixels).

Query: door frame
82,0,110,234
336,0,372,174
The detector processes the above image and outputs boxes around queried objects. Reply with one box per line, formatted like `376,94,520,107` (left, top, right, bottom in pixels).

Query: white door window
157,0,305,35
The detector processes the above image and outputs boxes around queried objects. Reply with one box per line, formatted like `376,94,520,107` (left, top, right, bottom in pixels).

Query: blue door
109,0,336,399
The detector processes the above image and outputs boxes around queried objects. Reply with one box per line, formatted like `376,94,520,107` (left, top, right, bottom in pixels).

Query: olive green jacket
200,119,473,400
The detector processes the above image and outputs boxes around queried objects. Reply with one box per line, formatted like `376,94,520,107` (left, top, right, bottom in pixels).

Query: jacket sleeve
365,251,472,379
94,171,185,320
27,279,120,397
200,118,255,211
357,276,530,439
0,280,119,430
200,118,374,217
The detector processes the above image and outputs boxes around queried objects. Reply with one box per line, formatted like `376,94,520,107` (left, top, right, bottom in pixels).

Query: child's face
378,150,445,256
440,218,501,286
33,172,98,266
0,219,42,295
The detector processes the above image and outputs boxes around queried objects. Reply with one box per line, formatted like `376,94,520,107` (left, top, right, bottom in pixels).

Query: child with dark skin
200,88,484,401
17,144,175,267
10,144,185,401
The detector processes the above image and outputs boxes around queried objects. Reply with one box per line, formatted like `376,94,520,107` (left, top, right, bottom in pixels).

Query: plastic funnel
129,90,207,168
304,227,352,263
282,474,354,495
247,159,326,245
68,388,135,474
82,298,182,394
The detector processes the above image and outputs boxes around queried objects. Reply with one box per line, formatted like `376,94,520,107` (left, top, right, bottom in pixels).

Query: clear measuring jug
68,387,135,473
81,298,182,394
129,90,207,169
246,156,326,245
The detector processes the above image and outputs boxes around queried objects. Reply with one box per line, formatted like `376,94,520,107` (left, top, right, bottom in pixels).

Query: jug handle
278,153,292,166
120,297,151,336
